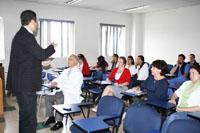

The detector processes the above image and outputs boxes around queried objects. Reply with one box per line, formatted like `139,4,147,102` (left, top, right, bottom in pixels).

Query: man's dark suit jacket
6,26,55,92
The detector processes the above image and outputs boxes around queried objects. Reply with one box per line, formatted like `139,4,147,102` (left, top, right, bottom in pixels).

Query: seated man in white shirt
44,54,83,131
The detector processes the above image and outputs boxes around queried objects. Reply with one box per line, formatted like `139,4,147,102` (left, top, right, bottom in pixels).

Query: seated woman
110,54,119,71
102,56,131,98
131,60,169,101
129,55,149,87
126,55,137,76
78,54,90,77
95,55,108,72
161,64,200,133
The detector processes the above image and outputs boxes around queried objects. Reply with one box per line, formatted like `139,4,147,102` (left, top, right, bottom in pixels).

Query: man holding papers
44,54,83,131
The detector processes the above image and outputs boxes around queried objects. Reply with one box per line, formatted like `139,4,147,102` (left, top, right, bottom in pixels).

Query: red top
108,68,131,84
82,60,90,77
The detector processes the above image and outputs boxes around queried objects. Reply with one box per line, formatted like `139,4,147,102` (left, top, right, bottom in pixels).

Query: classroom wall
143,5,200,64
0,0,132,70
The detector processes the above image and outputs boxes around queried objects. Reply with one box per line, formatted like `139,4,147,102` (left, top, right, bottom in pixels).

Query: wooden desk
0,65,5,108
0,78,4,116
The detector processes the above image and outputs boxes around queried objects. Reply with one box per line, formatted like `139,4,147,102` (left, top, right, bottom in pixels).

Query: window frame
100,23,126,57
39,18,75,58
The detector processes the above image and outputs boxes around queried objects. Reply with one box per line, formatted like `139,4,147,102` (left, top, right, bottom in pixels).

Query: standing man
6,10,57,133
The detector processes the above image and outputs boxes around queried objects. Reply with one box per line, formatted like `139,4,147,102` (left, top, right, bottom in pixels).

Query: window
0,17,5,60
100,23,126,56
40,19,75,58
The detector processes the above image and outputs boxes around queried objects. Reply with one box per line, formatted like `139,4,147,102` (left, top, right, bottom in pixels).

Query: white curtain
101,24,125,56
0,17,5,60
40,20,75,58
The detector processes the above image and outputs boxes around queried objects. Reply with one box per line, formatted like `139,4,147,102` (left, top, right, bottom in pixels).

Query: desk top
83,77,93,81
165,74,176,79
42,83,52,88
146,100,176,110
53,104,81,115
74,102,93,107
121,91,147,97
187,112,200,120
73,117,109,133
93,80,112,85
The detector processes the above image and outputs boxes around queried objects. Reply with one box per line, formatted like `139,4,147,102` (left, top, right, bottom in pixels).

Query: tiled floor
0,96,124,133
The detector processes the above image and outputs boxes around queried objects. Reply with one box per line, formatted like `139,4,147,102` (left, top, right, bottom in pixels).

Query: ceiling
15,0,200,13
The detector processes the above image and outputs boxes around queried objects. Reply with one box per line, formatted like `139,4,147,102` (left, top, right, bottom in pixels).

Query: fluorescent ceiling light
123,5,150,11
65,0,82,5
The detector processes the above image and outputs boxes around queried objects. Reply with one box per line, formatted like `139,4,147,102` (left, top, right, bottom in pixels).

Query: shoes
50,121,63,131
43,117,55,126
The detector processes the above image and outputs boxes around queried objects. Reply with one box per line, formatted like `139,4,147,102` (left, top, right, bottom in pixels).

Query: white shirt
175,81,200,107
23,26,33,34
53,66,83,105
136,63,149,80
126,65,137,76
115,71,123,80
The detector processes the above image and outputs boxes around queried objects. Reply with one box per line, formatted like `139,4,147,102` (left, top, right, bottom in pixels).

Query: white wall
0,0,132,70
143,5,200,64
131,14,144,58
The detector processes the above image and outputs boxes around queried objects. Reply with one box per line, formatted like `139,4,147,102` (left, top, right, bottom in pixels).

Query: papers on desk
42,83,52,88
95,80,112,85
101,81,112,85
126,89,144,96
53,69,63,72
165,74,176,77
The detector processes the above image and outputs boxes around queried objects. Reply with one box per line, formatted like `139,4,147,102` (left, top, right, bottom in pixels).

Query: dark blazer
6,26,55,92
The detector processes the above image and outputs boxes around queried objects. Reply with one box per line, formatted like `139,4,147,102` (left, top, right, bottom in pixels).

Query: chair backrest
167,64,173,72
102,73,109,81
91,71,103,81
166,119,200,133
47,73,56,81
124,103,161,133
97,96,125,127
42,71,46,79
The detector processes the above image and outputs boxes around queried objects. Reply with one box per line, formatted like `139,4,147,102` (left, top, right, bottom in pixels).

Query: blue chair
70,96,125,133
97,96,125,132
165,119,200,133
167,64,173,72
87,72,108,103
41,71,46,79
124,103,161,133
47,73,56,81
102,73,109,81
91,71,103,81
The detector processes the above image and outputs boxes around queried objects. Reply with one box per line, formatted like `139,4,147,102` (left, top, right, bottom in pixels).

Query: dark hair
113,54,119,59
20,10,37,25
78,54,87,62
190,64,200,74
152,60,168,76
97,55,108,72
190,54,195,59
138,55,145,62
97,56,105,62
119,56,127,66
178,54,185,60
137,55,145,69
127,55,134,65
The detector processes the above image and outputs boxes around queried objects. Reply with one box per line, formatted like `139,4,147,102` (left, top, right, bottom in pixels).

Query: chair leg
116,127,119,133
37,95,42,115
112,127,115,133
